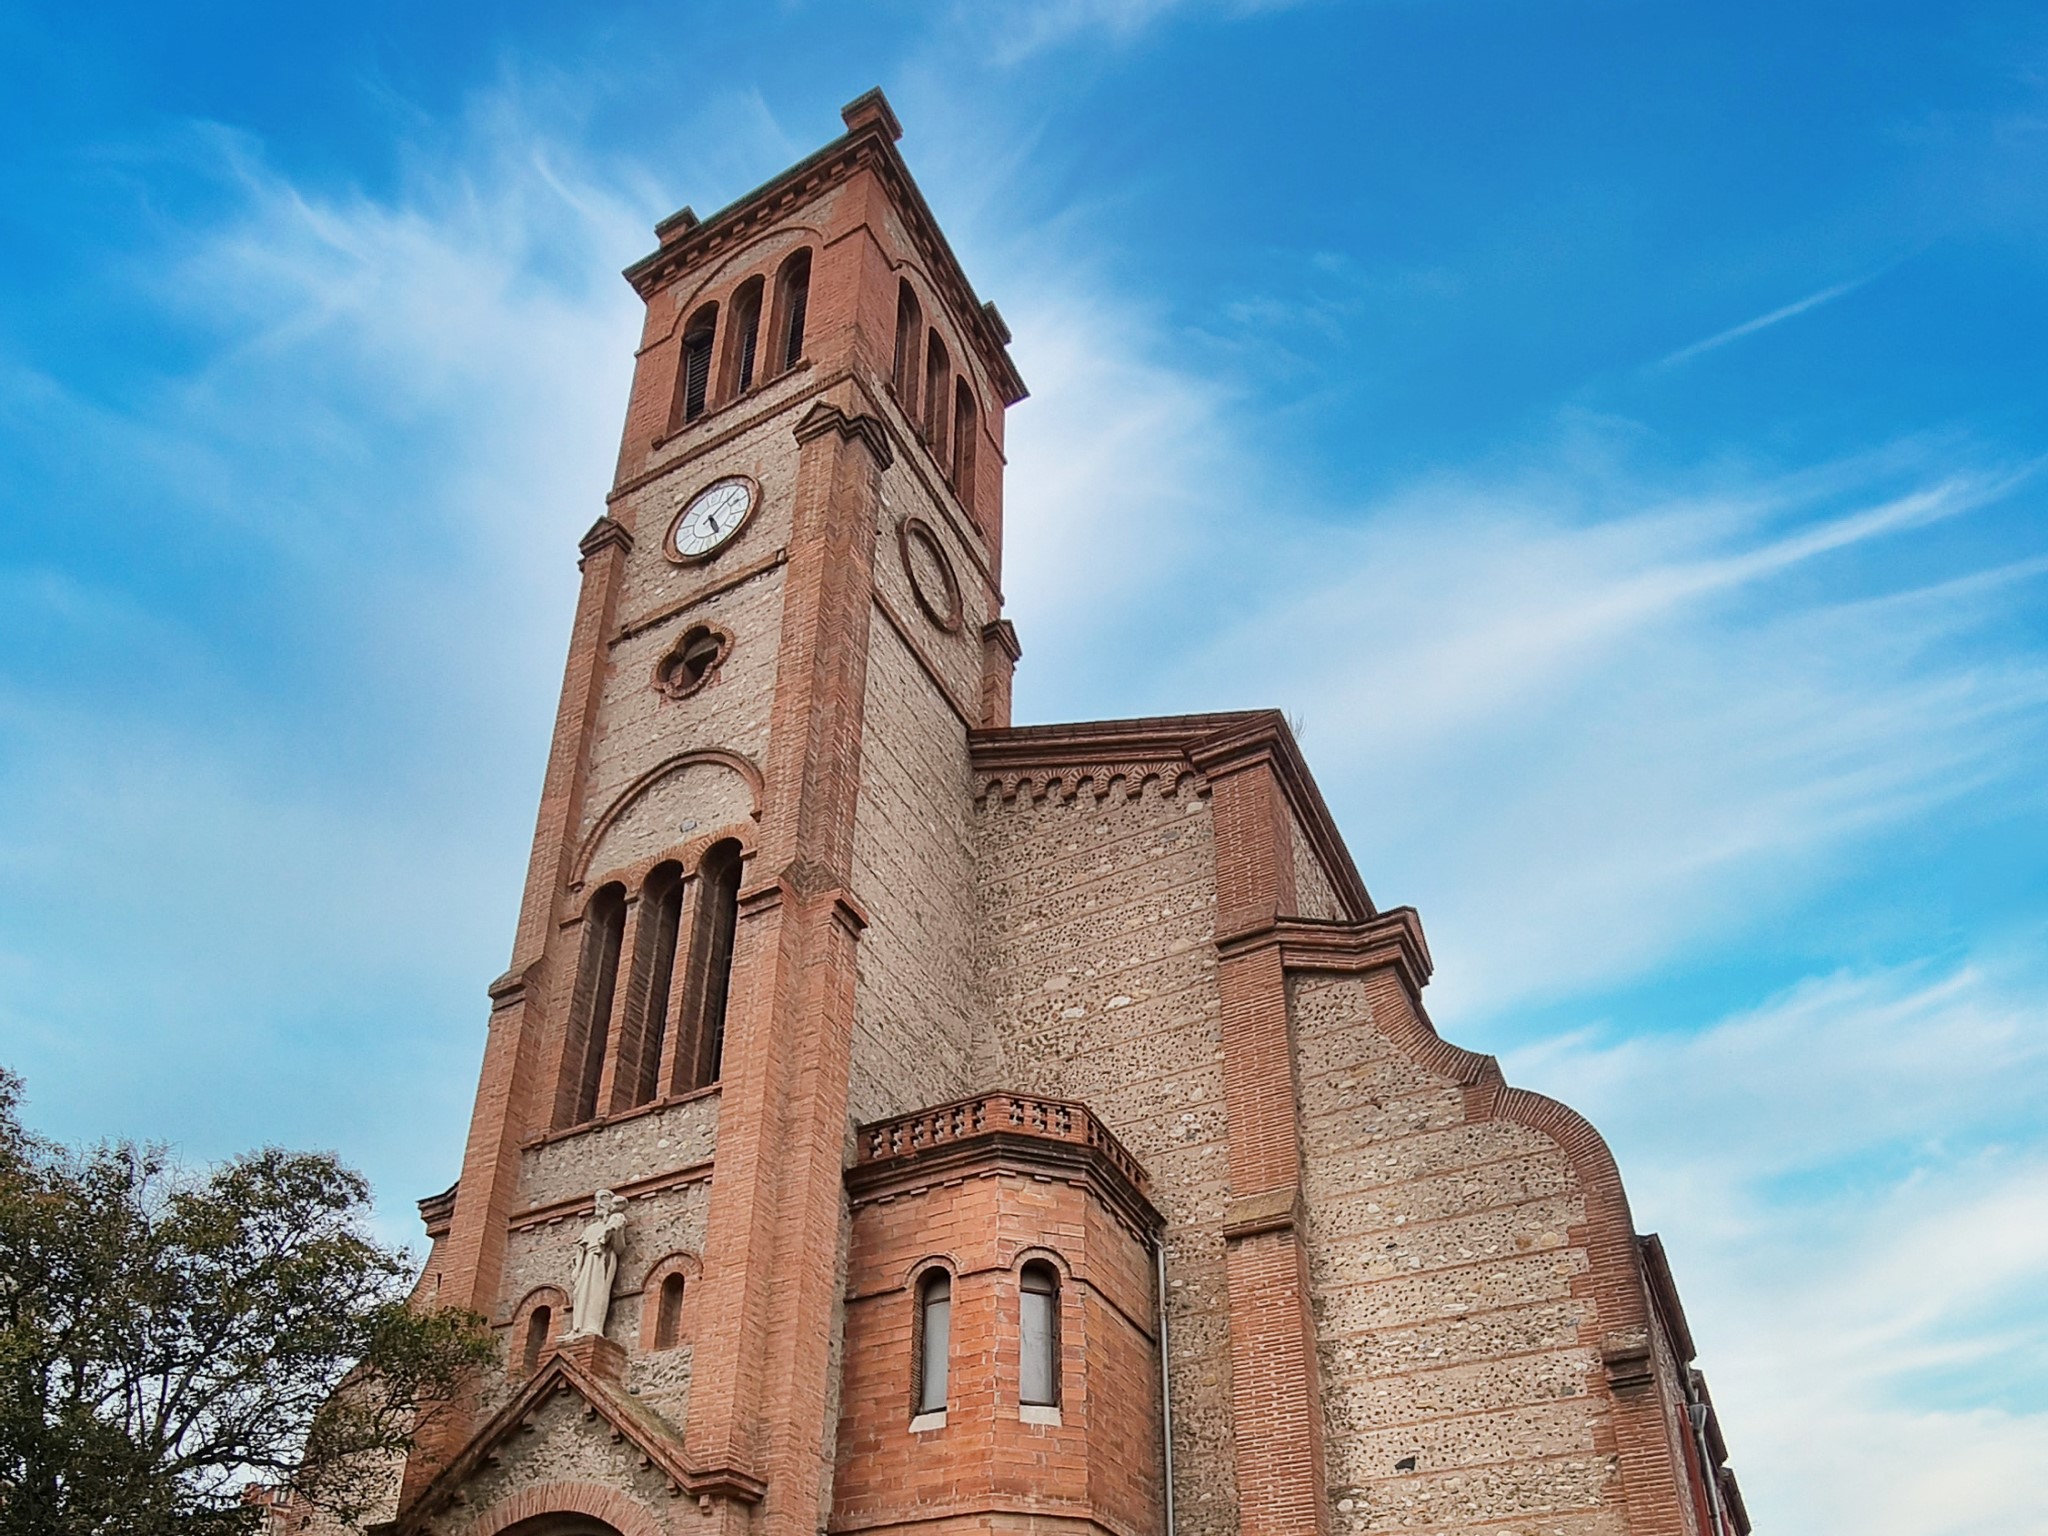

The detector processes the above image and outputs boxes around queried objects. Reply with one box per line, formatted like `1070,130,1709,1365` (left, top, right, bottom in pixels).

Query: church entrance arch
470,1482,663,1536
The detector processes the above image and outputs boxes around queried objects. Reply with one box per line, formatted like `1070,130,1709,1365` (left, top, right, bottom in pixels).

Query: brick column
652,872,699,1095
1198,732,1330,1536
979,618,1021,729
681,394,891,1535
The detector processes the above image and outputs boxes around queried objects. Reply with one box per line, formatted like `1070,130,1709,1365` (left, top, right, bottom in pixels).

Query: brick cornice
1219,909,1436,1005
792,400,894,468
577,515,633,561
981,617,1021,663
971,711,1375,921
416,1181,457,1240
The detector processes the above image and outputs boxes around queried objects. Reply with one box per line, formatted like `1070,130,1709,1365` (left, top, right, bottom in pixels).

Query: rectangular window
1020,1280,1057,1405
917,1275,951,1415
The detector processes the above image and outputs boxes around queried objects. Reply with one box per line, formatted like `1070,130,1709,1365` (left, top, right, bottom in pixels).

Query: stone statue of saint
566,1189,628,1338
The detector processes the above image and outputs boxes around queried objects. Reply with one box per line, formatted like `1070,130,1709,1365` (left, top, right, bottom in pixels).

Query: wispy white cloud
1123,444,2048,1017
1656,272,1876,369
0,85,663,1240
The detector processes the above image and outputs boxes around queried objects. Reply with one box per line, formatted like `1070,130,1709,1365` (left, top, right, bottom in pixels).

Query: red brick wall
836,1155,1163,1535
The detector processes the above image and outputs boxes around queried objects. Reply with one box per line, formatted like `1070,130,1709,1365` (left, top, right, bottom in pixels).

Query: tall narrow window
923,331,950,462
522,1305,552,1374
773,250,811,374
561,883,626,1127
892,279,923,414
624,863,686,1110
655,1273,687,1350
915,1269,952,1417
1020,1263,1060,1407
674,840,742,1093
675,303,718,427
952,377,978,503
721,277,764,402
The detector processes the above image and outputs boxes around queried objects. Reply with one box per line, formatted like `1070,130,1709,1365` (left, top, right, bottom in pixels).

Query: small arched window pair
892,280,979,517
909,1260,1060,1421
668,250,811,433
556,839,744,1128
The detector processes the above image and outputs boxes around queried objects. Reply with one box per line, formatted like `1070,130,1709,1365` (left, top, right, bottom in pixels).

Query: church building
385,90,1749,1536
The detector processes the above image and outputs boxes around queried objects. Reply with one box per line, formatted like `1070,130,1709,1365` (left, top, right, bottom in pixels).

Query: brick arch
1009,1244,1074,1282
897,1252,961,1294
650,223,825,348
569,750,763,888
507,1286,567,1378
883,255,994,404
470,1481,663,1536
637,1250,702,1351
569,823,760,917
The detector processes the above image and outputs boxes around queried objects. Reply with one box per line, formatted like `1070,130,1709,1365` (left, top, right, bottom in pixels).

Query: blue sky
3,0,2046,1529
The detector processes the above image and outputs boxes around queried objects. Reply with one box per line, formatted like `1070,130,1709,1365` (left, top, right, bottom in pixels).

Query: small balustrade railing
860,1092,1148,1192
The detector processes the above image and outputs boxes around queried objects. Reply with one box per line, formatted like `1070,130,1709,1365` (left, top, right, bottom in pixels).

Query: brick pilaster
681,393,891,1535
1203,743,1329,1536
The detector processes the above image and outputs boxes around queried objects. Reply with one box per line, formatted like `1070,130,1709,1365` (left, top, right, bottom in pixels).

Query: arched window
892,279,923,414
721,276,764,402
560,883,626,1127
915,1269,951,1417
922,331,950,462
654,1272,687,1350
522,1305,552,1374
621,862,686,1111
674,840,742,1093
1020,1262,1060,1406
772,250,811,375
673,303,719,428
952,377,978,504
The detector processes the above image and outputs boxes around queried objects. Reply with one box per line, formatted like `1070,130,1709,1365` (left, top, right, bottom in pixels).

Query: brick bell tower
399,90,1029,1536
387,85,1748,1536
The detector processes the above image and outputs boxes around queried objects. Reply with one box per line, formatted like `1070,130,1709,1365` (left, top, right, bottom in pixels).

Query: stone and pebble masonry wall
966,727,1707,1536
972,775,1239,1533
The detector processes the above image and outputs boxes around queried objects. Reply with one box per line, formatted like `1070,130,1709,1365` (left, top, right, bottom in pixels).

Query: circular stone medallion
898,516,963,634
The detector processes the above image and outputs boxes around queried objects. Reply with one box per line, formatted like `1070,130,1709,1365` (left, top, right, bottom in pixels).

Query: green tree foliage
0,1069,494,1536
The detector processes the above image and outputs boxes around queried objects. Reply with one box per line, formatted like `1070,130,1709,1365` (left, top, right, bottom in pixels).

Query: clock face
669,478,756,561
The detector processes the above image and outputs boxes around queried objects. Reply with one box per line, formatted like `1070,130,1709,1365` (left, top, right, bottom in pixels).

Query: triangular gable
389,1348,762,1534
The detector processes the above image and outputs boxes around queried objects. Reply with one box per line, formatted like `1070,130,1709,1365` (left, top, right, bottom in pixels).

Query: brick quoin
381,88,1749,1536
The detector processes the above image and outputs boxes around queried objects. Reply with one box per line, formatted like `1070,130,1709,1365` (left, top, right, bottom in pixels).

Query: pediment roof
389,1349,761,1533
